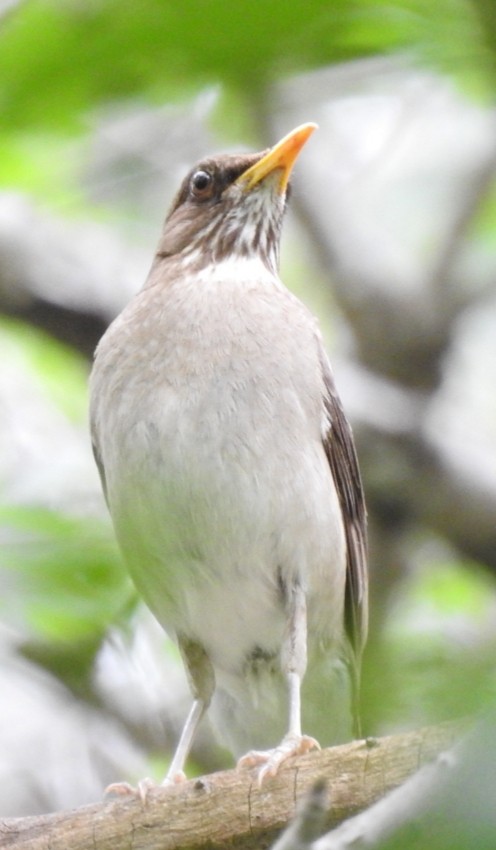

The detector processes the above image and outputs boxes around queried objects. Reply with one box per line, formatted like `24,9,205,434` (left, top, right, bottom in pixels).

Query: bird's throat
181,186,284,276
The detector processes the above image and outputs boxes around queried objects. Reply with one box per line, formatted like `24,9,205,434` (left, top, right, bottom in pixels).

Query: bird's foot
104,778,157,804
104,771,186,804
237,733,320,785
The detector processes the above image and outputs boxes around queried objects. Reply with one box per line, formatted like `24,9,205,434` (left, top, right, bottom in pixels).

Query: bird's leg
162,637,215,784
105,637,214,802
163,696,206,781
284,580,308,738
238,580,320,783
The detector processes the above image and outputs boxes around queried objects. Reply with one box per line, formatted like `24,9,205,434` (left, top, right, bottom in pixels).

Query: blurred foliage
0,0,495,199
0,317,89,421
0,505,134,643
0,0,484,133
472,178,496,248
1,0,495,130
0,503,136,698
363,553,496,734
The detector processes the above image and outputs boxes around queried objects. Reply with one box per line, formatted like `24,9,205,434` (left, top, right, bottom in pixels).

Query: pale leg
238,581,319,784
163,697,206,783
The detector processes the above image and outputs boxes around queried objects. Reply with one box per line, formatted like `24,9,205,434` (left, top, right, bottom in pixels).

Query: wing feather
318,344,368,732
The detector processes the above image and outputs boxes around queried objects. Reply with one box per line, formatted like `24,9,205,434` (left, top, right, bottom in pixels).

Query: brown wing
318,344,368,730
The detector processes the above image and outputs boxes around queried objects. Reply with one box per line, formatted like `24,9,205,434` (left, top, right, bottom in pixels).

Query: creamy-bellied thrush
90,124,368,789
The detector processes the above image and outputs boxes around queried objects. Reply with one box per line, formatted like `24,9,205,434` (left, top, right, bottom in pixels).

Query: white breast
90,259,347,675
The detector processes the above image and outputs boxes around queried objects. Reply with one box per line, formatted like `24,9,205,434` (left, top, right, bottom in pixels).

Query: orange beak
236,123,318,194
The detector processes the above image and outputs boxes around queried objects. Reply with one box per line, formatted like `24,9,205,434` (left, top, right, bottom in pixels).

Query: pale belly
106,387,347,678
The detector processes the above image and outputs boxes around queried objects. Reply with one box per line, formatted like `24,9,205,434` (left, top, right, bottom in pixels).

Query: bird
89,123,368,790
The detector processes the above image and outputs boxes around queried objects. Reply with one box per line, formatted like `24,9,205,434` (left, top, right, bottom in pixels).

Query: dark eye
191,170,213,196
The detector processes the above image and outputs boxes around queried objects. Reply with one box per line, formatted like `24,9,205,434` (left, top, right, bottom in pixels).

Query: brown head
154,123,317,275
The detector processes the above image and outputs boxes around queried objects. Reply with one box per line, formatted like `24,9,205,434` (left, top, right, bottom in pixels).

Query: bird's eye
191,170,213,197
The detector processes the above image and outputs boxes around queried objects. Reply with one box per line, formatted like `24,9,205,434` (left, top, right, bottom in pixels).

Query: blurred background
1,0,496,840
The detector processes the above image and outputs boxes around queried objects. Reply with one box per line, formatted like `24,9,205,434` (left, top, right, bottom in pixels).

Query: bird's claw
104,771,187,804
237,733,320,785
104,778,156,804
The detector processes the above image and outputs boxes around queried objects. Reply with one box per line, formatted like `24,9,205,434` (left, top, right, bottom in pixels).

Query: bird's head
155,123,317,276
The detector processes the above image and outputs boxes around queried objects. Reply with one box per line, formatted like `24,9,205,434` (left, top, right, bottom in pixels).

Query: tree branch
313,746,459,850
275,744,461,850
0,722,461,850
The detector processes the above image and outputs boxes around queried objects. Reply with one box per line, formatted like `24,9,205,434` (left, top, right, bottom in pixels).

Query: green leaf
0,505,135,642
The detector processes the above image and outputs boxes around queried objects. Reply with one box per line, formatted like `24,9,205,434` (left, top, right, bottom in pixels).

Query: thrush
90,123,368,789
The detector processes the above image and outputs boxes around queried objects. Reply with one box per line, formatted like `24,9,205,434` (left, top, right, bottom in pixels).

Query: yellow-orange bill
237,122,318,194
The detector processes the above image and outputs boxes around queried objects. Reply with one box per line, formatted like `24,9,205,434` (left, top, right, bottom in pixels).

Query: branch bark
313,745,458,850
0,722,462,850
274,743,461,850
